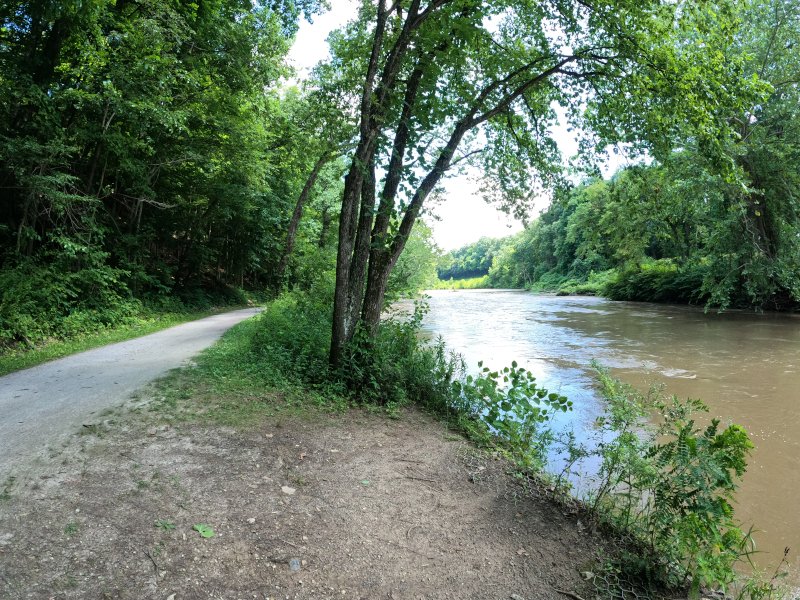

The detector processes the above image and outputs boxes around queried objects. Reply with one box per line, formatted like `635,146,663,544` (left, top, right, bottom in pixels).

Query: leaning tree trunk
329,0,392,368
273,152,331,291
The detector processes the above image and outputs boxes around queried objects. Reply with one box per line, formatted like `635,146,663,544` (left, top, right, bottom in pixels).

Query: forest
2,0,796,353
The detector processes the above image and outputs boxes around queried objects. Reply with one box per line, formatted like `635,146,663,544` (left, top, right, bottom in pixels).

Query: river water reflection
419,289,800,577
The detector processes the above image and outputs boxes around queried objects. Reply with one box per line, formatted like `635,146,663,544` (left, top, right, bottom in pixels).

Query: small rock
247,518,256,524
281,486,296,495
510,594,525,600
288,558,301,572
0,533,14,546
166,594,176,600
580,571,595,581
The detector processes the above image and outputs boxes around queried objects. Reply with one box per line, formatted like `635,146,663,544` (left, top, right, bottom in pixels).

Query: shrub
0,258,138,347
248,291,333,386
582,365,757,596
602,260,708,304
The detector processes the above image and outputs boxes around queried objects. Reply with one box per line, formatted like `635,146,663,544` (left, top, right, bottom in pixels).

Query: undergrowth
0,256,260,375
573,365,784,599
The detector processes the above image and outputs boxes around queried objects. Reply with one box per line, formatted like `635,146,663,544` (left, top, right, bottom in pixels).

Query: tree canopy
324,0,763,364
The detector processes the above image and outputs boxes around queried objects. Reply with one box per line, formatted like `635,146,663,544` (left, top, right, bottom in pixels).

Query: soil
0,402,612,600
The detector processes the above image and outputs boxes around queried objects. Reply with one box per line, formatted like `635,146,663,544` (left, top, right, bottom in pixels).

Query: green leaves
192,524,215,538
453,359,572,469
587,364,756,592
154,519,176,531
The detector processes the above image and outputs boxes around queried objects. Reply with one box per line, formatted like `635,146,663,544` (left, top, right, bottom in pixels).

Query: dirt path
0,406,607,599
0,308,261,479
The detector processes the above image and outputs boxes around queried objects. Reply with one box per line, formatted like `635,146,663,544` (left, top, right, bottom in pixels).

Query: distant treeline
443,142,800,310
436,237,505,281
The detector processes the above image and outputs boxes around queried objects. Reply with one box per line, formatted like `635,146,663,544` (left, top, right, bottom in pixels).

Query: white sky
287,0,626,251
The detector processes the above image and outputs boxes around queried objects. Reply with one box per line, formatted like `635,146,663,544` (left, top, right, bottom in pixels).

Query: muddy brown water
419,289,800,581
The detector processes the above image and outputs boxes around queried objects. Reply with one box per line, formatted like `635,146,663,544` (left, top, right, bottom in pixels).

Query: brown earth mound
0,406,609,599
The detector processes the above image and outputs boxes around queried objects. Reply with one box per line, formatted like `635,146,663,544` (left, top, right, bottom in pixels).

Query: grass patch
145,313,348,429
0,306,247,377
432,275,491,289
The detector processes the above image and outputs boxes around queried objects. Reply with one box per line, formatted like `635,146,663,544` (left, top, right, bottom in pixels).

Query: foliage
486,1,800,311
154,519,176,531
386,221,441,299
432,275,491,290
192,524,215,539
0,0,333,350
603,261,708,305
339,302,462,409
326,0,759,365
437,238,505,281
452,361,572,469
580,365,757,596
0,255,254,352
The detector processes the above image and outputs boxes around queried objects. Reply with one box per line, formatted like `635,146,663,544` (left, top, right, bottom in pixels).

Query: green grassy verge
0,306,249,377
143,313,347,428
432,275,491,289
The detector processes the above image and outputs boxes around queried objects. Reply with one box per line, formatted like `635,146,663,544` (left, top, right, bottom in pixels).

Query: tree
272,81,356,291
325,0,758,365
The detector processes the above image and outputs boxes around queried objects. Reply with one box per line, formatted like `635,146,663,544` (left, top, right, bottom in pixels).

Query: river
419,289,800,580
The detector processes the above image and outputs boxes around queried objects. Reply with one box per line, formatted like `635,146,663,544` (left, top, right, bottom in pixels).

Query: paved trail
0,308,260,478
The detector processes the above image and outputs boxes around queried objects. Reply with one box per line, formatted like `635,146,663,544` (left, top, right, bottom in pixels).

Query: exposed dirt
0,403,613,600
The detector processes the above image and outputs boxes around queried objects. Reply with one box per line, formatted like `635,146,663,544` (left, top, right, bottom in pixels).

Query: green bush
249,291,333,386
0,259,138,347
602,260,708,304
339,303,462,409
453,360,572,468
582,365,757,596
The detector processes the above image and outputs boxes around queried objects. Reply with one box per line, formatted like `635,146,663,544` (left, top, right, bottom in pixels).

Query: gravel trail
0,308,261,478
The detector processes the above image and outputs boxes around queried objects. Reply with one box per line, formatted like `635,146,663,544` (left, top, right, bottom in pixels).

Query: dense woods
0,0,339,346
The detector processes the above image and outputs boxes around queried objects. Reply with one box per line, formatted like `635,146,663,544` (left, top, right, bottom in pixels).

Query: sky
286,1,627,251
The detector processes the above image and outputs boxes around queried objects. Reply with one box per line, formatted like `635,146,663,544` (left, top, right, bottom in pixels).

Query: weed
289,472,307,487
63,522,79,536
576,364,761,598
0,476,16,501
154,519,176,531
192,524,214,538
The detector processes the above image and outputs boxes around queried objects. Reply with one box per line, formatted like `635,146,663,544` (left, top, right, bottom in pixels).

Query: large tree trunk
329,0,391,367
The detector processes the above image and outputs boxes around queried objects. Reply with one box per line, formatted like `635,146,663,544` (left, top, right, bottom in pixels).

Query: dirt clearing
0,401,610,599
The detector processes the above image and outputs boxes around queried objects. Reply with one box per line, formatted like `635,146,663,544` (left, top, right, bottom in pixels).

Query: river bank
420,288,800,580
1,297,786,599
0,382,612,599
